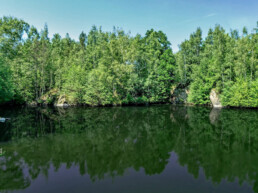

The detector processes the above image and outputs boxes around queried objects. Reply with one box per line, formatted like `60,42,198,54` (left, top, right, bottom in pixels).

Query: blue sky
1,0,257,52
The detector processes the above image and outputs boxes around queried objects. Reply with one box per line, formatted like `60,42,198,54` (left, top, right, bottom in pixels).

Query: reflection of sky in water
14,152,253,193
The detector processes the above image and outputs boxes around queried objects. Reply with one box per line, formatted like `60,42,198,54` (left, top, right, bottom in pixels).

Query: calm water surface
0,105,257,193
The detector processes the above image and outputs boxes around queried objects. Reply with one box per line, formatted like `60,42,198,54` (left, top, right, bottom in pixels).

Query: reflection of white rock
27,101,37,107
210,89,222,108
55,103,69,107
209,108,221,125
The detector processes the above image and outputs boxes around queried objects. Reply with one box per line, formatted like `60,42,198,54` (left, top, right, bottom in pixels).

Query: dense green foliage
0,55,13,103
0,16,257,107
177,24,258,106
0,16,176,106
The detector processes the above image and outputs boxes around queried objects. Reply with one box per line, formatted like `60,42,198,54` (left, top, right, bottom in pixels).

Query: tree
0,16,257,107
0,55,13,103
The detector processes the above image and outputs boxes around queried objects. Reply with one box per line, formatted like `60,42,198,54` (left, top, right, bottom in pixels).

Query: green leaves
179,23,258,107
0,55,13,103
221,79,258,107
0,16,257,107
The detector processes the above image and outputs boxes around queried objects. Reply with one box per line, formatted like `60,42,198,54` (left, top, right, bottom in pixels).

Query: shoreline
0,101,257,109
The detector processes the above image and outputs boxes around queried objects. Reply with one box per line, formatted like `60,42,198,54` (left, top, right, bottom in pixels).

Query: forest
0,16,257,107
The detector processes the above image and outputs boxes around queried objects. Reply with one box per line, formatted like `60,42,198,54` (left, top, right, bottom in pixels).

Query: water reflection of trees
0,106,257,192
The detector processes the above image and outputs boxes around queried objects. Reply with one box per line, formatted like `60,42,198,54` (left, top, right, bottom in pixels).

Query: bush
221,79,258,107
188,79,213,105
135,96,148,104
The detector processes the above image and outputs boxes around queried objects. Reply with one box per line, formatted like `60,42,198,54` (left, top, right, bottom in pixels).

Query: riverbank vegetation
0,16,257,107
177,25,258,107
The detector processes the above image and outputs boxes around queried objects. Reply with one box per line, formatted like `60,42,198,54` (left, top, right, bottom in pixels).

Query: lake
0,105,257,193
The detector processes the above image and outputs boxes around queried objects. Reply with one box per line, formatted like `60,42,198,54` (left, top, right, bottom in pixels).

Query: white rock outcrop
210,89,222,108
